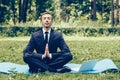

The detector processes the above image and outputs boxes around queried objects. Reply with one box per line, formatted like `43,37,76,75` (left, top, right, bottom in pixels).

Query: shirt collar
42,28,51,34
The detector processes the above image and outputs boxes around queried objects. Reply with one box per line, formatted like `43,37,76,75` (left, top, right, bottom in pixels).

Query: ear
40,19,42,24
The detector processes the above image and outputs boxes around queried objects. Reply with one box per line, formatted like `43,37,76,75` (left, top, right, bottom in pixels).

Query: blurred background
0,0,120,27
0,0,120,37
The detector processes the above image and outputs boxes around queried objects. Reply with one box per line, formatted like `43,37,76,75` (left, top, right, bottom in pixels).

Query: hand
42,44,48,58
45,44,51,58
43,44,51,59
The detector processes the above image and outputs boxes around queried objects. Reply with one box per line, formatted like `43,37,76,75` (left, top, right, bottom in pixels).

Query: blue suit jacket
23,28,71,59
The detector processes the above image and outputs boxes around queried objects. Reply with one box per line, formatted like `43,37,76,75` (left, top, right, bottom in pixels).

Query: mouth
43,22,51,28
45,24,50,28
45,23,49,25
45,26,49,28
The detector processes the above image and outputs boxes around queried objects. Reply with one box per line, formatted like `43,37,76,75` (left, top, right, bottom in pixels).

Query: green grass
0,36,120,80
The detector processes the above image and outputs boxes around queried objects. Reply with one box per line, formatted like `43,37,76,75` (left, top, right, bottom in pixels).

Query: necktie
45,32,48,44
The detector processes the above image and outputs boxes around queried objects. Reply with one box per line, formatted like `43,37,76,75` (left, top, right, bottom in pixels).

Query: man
23,12,73,73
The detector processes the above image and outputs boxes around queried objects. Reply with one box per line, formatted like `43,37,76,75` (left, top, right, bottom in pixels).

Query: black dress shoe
57,66,71,73
49,68,57,73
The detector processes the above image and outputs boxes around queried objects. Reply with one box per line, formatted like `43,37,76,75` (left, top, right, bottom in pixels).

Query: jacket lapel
48,29,54,47
37,29,45,47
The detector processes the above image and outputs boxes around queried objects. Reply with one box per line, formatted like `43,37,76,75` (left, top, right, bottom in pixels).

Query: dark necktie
45,32,48,44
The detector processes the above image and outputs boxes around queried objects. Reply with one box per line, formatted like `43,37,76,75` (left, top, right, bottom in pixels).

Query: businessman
23,12,73,73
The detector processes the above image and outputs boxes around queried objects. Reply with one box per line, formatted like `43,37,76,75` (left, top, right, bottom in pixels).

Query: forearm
32,53,43,59
51,51,72,59
24,51,43,60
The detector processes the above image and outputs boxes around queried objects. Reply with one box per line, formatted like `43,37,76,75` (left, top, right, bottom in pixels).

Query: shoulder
51,29,64,40
51,29,62,36
32,29,42,38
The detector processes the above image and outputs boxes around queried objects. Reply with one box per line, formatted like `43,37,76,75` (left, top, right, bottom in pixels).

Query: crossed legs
23,53,72,73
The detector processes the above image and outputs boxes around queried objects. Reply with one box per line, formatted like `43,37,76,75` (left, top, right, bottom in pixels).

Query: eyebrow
41,14,52,20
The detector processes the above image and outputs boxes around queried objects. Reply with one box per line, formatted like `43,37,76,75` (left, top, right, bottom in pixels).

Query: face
40,14,52,29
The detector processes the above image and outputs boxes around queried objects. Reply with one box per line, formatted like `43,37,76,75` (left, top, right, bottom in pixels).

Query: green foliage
0,4,10,23
0,26,41,37
0,0,17,23
0,0,119,25
1,26,120,37
0,37,120,80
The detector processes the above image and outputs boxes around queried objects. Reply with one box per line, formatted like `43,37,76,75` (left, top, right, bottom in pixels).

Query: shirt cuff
42,55,44,59
49,53,52,59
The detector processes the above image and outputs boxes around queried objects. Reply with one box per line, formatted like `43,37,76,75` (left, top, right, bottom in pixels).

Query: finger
46,44,49,50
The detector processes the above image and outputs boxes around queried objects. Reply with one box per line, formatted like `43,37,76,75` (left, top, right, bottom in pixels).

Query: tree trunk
115,0,119,25
11,1,16,25
19,0,22,23
90,0,93,19
117,0,120,25
22,0,28,22
93,0,97,20
19,0,28,23
90,0,96,20
111,0,114,26
35,0,45,20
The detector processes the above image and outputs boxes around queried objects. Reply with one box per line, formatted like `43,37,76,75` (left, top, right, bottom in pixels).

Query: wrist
42,54,46,59
48,53,52,59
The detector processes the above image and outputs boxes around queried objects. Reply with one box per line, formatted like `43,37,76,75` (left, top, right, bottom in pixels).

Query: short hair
40,12,52,20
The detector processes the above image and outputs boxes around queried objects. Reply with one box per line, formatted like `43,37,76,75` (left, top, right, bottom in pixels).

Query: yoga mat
0,58,119,74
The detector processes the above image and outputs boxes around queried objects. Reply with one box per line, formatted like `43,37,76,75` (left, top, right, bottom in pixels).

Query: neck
43,27,50,32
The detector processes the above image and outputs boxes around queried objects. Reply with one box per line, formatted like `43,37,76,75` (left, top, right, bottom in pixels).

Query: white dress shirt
42,28,51,43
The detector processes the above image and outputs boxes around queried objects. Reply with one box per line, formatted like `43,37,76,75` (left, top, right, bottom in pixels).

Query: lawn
0,36,120,80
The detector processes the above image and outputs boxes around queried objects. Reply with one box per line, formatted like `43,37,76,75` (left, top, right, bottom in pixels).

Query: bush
0,26,120,37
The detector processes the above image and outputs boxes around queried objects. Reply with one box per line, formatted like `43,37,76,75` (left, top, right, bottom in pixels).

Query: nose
46,20,48,22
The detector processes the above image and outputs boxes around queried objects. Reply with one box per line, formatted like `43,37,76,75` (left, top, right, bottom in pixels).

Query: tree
0,0,119,25
35,0,53,20
10,0,16,25
115,0,120,25
90,0,97,20
0,0,10,23
111,0,114,26
93,0,97,20
19,0,22,23
19,0,28,23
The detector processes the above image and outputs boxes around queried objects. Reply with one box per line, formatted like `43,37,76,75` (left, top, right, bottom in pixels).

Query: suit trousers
23,52,72,72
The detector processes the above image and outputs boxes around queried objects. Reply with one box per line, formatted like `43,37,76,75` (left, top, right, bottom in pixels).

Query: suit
23,28,73,72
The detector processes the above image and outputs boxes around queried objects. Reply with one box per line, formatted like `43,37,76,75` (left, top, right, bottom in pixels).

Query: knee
68,53,73,61
23,55,31,63
64,52,73,61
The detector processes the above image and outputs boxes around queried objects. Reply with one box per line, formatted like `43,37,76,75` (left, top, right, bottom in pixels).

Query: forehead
42,14,52,18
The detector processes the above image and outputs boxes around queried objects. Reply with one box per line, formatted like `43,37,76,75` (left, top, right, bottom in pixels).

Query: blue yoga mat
0,58,119,74
0,62,30,74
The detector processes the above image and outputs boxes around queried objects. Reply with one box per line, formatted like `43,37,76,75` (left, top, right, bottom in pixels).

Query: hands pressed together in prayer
42,44,51,59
